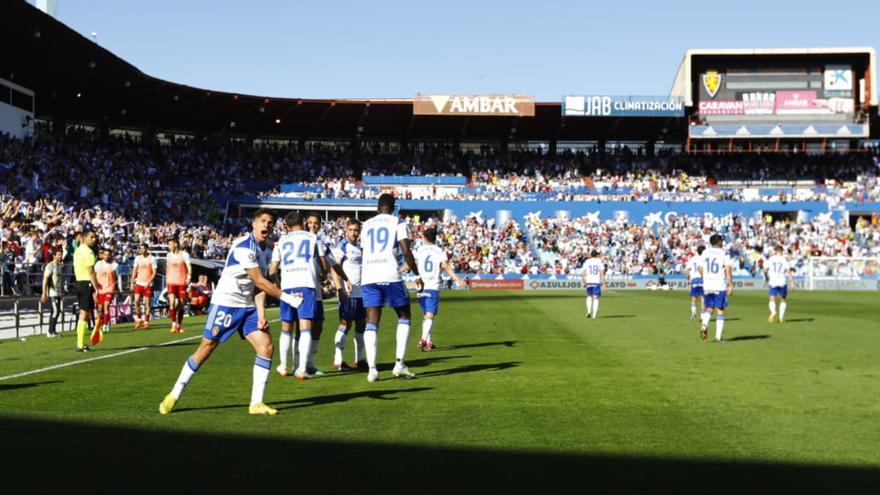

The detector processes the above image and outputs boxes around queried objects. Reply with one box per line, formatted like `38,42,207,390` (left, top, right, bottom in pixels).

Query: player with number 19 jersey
361,213,410,308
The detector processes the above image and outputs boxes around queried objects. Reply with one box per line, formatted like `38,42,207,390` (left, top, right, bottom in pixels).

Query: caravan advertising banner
413,94,535,116
563,95,684,117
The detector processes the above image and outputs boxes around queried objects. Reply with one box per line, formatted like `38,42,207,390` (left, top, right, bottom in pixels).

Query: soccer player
40,249,63,338
72,229,99,352
331,218,366,369
414,228,464,351
360,193,422,382
94,248,119,334
699,234,733,342
159,208,302,416
165,238,191,334
132,244,157,329
765,245,794,323
581,250,606,319
686,245,706,321
270,211,343,380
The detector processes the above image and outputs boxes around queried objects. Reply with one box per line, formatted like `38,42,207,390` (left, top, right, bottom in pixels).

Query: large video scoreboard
677,49,876,139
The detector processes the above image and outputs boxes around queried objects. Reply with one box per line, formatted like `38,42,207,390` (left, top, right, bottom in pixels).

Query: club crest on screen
702,71,722,98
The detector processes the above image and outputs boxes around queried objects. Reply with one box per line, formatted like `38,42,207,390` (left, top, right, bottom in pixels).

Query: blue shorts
339,297,366,321
585,284,601,297
203,304,259,343
704,292,728,310
417,290,440,315
362,282,409,309
280,287,318,323
769,286,788,298
690,285,704,297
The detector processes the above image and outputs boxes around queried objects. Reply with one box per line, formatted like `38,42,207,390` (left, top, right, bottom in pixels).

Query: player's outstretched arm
441,260,465,287
725,265,734,296
247,266,302,309
330,265,348,302
254,291,268,331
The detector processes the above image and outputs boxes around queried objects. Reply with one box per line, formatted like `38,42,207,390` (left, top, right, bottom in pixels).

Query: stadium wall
228,197,874,224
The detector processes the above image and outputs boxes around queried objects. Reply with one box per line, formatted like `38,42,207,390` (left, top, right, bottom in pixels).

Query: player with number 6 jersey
414,228,465,351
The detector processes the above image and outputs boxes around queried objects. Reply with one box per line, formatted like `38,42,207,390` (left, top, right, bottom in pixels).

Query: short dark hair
423,228,438,244
168,237,179,244
378,193,395,210
253,208,276,221
696,245,705,255
305,211,321,221
591,250,599,258
775,244,784,252
82,228,95,237
51,248,63,257
709,234,723,247
346,218,361,227
284,211,304,228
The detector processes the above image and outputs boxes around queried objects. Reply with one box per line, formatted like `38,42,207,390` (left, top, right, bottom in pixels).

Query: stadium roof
3,2,876,143
0,1,683,143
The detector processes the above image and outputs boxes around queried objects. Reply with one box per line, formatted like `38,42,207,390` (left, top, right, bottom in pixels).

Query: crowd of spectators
1,127,878,297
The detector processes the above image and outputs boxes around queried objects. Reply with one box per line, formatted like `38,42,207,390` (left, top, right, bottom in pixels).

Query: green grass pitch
1,290,878,492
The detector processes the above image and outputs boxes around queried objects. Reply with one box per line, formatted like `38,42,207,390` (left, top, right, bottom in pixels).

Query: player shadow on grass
781,318,815,323
599,314,635,319
726,334,771,342
415,361,522,378
436,340,517,351
172,387,433,413
275,387,433,411
0,380,62,392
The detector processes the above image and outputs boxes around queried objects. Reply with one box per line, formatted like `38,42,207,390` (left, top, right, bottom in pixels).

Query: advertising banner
698,100,744,115
413,94,535,116
563,95,684,117
469,279,524,290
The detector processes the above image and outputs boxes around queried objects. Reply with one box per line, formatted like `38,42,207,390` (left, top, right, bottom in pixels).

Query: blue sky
47,0,880,101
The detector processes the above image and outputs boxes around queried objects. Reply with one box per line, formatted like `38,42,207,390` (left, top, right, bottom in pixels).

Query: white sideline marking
0,335,201,382
0,307,336,382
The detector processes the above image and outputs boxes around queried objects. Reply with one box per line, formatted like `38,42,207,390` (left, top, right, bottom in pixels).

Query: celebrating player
360,193,421,382
765,245,794,323
331,218,366,369
699,234,733,342
270,211,342,380
686,245,705,321
159,208,301,416
581,250,606,319
132,244,157,329
94,248,119,334
414,228,464,351
165,238,191,334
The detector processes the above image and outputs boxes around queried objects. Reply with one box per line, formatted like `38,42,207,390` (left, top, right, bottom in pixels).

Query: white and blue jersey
203,233,264,342
582,258,604,297
333,239,366,320
416,244,445,315
361,213,411,309
766,254,790,297
687,255,704,297
272,230,321,322
701,247,732,309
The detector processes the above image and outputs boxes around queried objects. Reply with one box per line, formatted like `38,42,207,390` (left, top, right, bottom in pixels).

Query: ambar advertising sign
413,94,535,116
